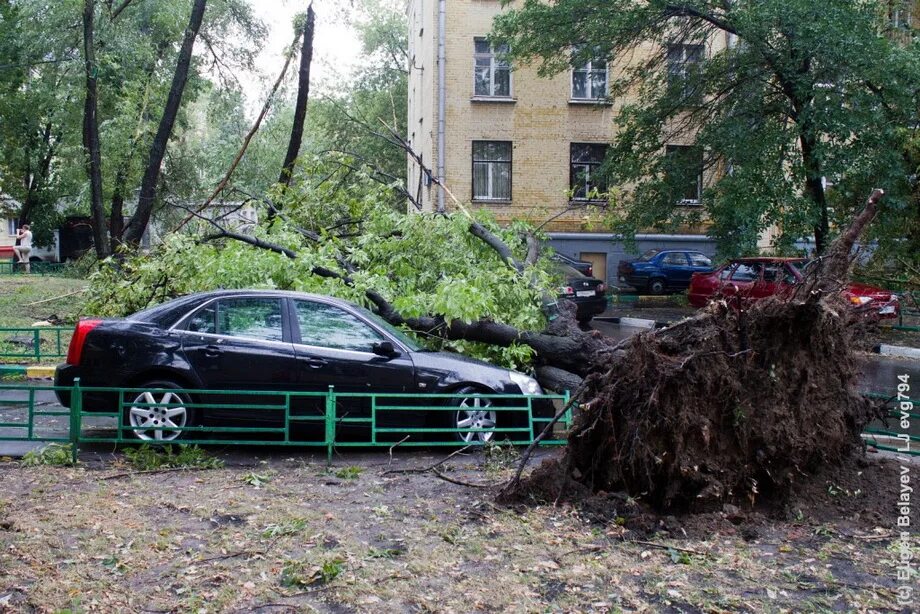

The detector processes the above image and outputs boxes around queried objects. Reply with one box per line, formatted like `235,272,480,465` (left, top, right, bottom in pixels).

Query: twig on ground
382,444,472,475
630,540,708,557
432,468,495,488
26,288,87,306
100,467,199,480
386,435,410,470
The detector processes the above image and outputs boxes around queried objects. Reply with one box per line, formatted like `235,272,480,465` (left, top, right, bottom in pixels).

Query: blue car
617,249,714,295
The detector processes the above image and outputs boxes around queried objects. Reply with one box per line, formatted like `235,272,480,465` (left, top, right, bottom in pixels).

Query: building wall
407,0,727,236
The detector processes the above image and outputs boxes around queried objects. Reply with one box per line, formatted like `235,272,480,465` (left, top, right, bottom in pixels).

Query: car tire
447,386,501,444
648,278,666,295
124,380,195,442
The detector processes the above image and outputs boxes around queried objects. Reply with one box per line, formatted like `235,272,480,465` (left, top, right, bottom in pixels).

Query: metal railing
0,261,71,276
0,327,71,362
1,380,914,463
862,391,920,455
0,381,575,463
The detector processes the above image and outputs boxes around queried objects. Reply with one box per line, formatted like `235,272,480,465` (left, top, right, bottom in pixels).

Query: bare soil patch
0,449,911,612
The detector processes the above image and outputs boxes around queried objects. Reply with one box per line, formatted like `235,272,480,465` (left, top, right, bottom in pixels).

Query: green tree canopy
493,0,920,258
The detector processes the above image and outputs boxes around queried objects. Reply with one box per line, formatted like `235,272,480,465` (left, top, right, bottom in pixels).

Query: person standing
13,224,32,273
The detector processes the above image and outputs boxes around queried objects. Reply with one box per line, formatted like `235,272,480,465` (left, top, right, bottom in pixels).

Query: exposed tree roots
503,190,887,512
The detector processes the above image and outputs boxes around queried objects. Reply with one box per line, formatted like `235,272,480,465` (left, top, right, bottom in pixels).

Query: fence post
32,329,40,362
325,386,335,465
562,390,571,429
70,378,82,464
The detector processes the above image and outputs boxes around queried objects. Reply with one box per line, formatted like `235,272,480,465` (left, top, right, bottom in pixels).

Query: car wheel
125,380,194,442
648,278,666,295
450,387,498,444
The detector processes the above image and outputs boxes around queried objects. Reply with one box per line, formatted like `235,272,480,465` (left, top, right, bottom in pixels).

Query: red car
688,258,900,319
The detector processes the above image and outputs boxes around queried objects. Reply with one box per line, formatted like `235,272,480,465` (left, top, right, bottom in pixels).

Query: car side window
688,253,712,267
295,301,385,352
186,304,216,334
662,252,688,266
719,264,736,280
783,265,799,285
761,264,782,282
729,264,758,282
217,298,284,342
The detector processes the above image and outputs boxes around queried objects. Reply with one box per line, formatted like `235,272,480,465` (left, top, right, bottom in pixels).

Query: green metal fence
0,381,575,463
863,391,920,455
1,380,915,463
0,327,71,362
0,261,72,276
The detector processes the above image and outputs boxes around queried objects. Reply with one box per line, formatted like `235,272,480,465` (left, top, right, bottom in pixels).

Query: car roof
129,289,358,325
730,257,804,263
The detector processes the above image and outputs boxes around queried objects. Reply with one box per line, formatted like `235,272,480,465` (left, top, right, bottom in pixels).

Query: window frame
666,43,705,102
664,144,704,205
569,143,609,202
571,57,609,101
293,299,388,355
471,140,513,203
473,37,512,98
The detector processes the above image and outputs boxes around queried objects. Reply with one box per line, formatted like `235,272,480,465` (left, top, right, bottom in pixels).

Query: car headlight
509,371,542,396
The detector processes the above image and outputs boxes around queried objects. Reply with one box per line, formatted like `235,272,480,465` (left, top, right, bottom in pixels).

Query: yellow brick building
406,0,727,283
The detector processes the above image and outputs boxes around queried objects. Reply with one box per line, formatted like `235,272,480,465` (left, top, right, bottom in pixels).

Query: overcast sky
243,0,363,113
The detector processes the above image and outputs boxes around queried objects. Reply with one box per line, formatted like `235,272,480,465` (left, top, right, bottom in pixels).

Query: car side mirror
372,341,399,358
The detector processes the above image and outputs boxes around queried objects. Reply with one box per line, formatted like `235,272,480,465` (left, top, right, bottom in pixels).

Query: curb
594,316,669,329
875,345,920,360
0,365,56,379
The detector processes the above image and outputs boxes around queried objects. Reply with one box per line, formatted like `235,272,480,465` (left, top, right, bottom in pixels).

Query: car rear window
638,249,660,261
688,253,712,267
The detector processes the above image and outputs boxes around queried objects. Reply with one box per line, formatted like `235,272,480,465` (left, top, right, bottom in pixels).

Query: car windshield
353,305,424,351
557,264,587,279
638,249,660,261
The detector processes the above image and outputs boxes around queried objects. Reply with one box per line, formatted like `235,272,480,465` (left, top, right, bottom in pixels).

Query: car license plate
576,290,595,297
879,305,895,314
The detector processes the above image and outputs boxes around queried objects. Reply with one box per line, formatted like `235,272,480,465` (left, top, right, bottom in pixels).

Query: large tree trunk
276,5,314,191
122,0,207,246
800,123,829,255
81,0,109,259
18,123,55,226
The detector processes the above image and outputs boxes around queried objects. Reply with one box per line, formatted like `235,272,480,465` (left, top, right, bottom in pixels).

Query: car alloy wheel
649,279,666,295
454,395,497,444
127,387,190,442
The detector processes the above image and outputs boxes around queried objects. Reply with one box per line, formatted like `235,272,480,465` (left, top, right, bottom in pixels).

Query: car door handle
204,345,222,358
300,357,327,369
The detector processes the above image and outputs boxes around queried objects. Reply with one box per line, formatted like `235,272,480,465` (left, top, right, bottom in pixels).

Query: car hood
410,350,507,372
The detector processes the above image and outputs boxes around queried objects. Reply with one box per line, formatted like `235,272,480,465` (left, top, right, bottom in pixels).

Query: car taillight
66,319,102,365
586,266,593,277
598,284,606,293
561,286,575,296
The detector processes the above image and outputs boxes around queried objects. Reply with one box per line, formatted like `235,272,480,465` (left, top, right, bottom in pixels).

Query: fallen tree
503,190,887,511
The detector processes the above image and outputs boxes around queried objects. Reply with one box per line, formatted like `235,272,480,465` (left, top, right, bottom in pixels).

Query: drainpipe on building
436,0,447,213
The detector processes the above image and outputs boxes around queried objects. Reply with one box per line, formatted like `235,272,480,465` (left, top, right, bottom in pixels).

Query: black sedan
557,264,608,323
54,290,545,443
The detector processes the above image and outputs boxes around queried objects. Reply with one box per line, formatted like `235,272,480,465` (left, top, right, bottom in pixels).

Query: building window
570,144,609,201
7,219,18,236
474,38,511,98
571,56,607,100
665,145,703,204
472,141,512,202
666,44,705,101
891,0,913,28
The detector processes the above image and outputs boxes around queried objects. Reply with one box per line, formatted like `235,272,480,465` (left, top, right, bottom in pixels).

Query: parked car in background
551,252,594,277
617,249,714,294
688,258,900,318
556,264,607,323
54,290,548,444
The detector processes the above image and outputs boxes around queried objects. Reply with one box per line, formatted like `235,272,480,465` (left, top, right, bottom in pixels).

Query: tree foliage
85,159,554,370
493,0,920,258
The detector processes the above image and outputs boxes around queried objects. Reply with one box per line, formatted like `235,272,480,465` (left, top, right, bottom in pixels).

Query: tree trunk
122,0,207,246
800,130,829,255
277,5,314,191
18,123,55,226
81,0,109,259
